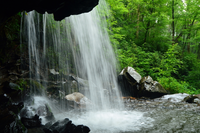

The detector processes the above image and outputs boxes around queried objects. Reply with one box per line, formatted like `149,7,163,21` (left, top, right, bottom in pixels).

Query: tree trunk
144,21,150,43
172,0,175,44
136,5,140,39
197,43,200,59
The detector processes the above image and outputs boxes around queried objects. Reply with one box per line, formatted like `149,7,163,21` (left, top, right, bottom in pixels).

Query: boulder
182,94,200,103
139,76,167,98
49,69,59,75
118,66,141,97
118,67,167,98
140,76,154,91
43,118,90,133
120,66,141,85
65,92,91,108
21,114,42,128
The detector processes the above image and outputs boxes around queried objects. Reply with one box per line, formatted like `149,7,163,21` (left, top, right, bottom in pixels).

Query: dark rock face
0,94,27,133
21,114,42,128
43,118,90,133
0,0,99,26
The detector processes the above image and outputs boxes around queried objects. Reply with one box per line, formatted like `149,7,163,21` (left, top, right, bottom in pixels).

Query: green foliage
106,0,200,94
0,12,21,65
29,79,45,90
16,79,28,91
156,44,183,77
158,77,200,94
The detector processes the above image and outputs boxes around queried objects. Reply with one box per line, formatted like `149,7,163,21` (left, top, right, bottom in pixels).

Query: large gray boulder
118,66,167,98
139,76,167,98
120,66,141,85
118,66,142,97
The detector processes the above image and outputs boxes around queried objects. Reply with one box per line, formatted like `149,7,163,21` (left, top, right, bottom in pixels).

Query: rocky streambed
122,94,200,133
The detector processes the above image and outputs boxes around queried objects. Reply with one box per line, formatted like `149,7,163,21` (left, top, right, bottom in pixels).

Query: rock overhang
0,0,99,25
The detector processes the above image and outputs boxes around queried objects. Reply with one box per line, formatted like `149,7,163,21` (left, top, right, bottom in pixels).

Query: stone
71,80,78,91
140,76,153,91
2,81,20,93
158,93,190,103
118,66,141,97
139,76,167,98
21,114,42,128
182,95,199,103
120,66,142,85
152,81,167,94
49,69,59,75
20,102,55,125
65,92,91,108
65,92,85,103
0,94,26,133
71,75,89,88
43,118,90,133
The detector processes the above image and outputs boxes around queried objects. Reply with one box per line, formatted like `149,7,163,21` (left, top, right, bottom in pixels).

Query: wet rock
2,81,20,93
120,66,141,85
49,69,59,75
43,118,90,133
182,95,199,103
152,81,167,93
9,75,19,81
28,79,45,94
194,94,200,99
140,76,154,91
71,76,89,89
21,114,42,128
65,92,91,108
0,94,26,133
71,80,78,92
118,66,141,97
157,93,189,103
20,102,55,123
139,76,167,98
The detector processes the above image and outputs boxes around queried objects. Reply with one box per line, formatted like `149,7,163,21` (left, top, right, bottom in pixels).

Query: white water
65,0,122,110
21,0,122,109
20,0,155,132
30,96,154,133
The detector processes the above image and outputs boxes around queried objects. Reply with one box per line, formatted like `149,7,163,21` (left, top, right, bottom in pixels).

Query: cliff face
0,0,99,26
0,0,99,66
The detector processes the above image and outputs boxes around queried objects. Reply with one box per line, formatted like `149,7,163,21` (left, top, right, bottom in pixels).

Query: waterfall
66,1,123,110
21,1,123,110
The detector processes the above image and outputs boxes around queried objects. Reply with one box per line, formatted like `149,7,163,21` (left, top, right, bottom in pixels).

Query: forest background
105,0,200,94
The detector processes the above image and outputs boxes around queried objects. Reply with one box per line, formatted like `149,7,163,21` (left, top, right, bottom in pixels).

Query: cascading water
65,0,123,110
20,0,155,132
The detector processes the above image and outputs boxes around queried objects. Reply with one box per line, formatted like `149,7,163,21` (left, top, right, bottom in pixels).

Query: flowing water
21,0,122,109
20,0,200,133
